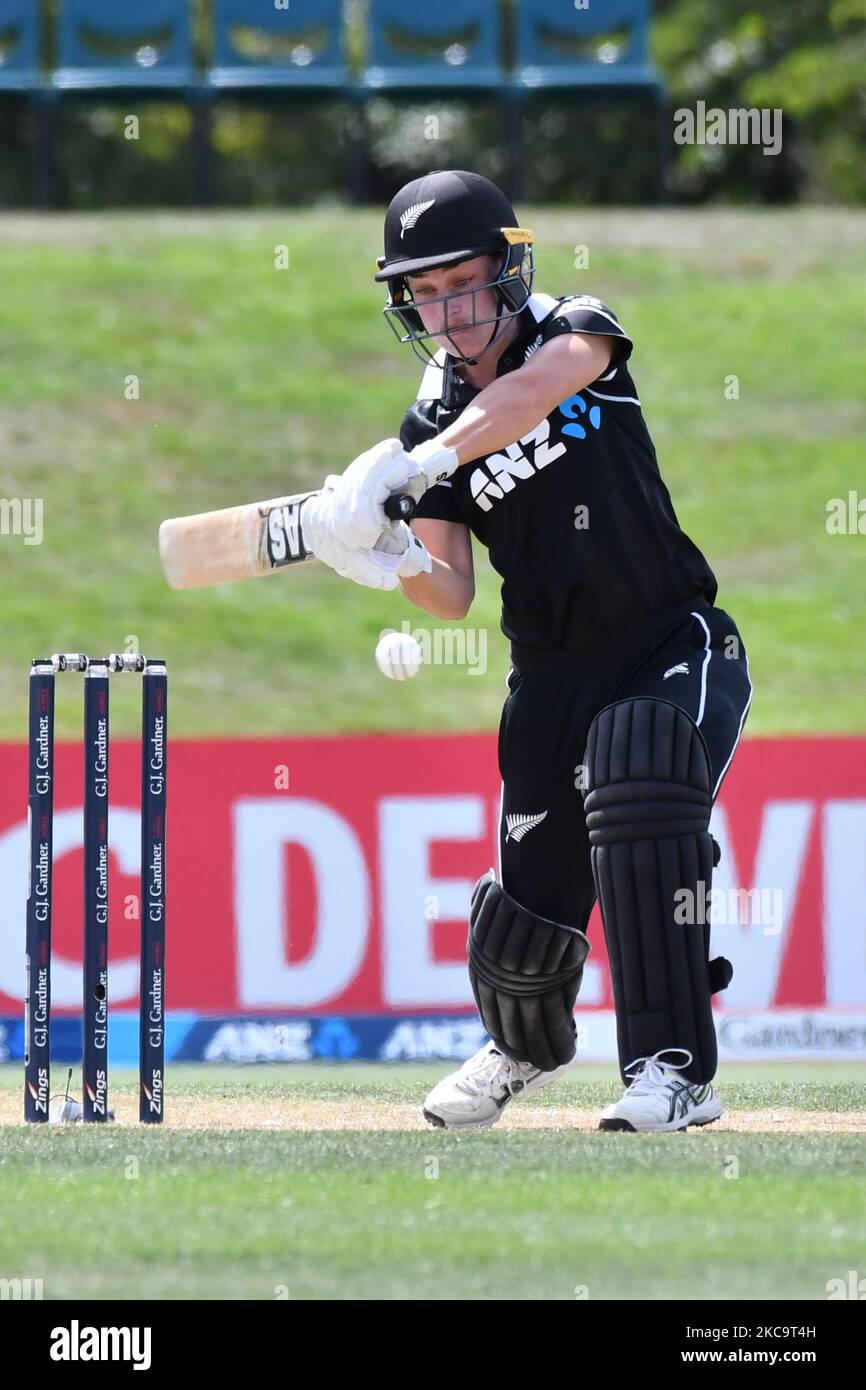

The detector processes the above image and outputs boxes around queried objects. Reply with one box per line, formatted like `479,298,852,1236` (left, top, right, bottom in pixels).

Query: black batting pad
583,698,732,1085
467,871,590,1073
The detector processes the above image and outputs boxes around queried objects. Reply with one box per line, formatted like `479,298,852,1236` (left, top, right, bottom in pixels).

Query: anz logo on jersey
469,396,604,513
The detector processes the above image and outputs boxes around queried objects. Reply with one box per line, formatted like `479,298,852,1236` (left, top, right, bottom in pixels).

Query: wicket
24,653,167,1124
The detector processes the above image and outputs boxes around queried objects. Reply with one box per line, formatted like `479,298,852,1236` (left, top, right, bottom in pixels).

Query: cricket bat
159,488,416,591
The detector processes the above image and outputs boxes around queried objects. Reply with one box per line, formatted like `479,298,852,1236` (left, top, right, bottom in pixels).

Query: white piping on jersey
586,387,641,406
597,365,618,382
552,296,625,333
691,610,712,726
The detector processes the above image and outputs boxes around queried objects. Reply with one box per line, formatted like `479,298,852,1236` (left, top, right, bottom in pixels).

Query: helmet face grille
381,240,535,367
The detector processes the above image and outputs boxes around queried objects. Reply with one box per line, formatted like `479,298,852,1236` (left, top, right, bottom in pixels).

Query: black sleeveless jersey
399,292,718,651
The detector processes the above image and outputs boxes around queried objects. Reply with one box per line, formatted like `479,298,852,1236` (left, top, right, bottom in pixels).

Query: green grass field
2,1061,864,1300
1,208,864,737
2,209,863,1304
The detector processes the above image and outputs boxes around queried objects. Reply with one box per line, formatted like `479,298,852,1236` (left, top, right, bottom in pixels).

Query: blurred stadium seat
52,0,197,92
208,0,347,93
513,0,662,93
0,0,41,92
509,0,666,198
361,0,504,93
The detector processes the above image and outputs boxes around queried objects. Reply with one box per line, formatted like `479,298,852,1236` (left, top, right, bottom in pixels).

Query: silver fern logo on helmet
400,199,436,239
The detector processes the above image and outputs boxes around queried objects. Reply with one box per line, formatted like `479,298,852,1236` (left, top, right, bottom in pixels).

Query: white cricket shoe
49,1095,84,1124
423,1039,577,1130
598,1048,722,1132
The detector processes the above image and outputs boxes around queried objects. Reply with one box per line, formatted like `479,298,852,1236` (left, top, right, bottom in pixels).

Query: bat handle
384,492,416,523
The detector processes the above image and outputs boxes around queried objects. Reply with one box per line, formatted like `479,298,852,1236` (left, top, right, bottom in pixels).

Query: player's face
407,255,501,356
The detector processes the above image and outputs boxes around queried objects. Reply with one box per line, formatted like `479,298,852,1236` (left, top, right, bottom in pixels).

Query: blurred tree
654,0,866,202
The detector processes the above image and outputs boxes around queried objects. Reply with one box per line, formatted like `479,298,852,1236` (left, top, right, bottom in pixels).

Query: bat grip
384,493,416,523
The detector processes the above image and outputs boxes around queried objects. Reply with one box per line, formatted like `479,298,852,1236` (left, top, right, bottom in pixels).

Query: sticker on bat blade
259,497,313,569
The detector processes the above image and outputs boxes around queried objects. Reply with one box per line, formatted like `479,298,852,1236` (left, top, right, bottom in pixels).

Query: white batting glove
372,521,433,579
328,437,460,550
377,438,462,514
302,479,342,561
303,488,431,591
332,546,401,592
328,438,419,550
406,438,460,491
303,482,396,590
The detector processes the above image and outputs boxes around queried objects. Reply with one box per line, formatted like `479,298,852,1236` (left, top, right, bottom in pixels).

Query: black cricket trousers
496,598,753,928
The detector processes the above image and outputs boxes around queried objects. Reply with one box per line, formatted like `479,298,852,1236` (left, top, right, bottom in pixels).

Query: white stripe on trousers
496,781,505,888
691,610,712,726
711,649,753,799
690,610,753,799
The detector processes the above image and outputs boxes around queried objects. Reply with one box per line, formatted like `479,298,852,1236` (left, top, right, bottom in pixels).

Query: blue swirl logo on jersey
558,394,602,439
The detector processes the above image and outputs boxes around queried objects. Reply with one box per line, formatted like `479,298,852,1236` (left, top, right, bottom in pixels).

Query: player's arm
317,336,616,552
436,333,616,465
398,517,475,621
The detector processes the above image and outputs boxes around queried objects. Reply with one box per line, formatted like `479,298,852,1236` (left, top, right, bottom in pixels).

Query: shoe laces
623,1048,694,1096
457,1046,537,1098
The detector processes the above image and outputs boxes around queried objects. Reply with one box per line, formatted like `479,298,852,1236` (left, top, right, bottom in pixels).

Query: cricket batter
302,170,753,1131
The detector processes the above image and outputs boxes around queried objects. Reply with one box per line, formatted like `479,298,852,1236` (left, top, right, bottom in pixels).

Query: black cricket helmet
374,169,535,366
